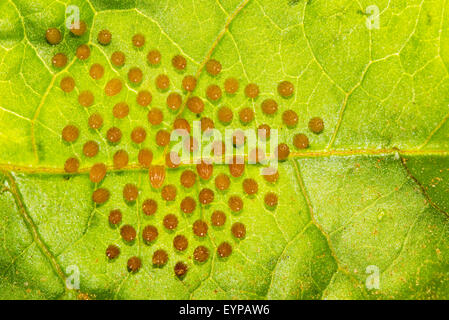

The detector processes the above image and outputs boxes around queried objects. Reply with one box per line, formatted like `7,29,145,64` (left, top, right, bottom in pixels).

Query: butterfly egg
83,141,99,157
180,196,196,214
196,161,213,180
64,157,79,173
120,225,136,242
282,110,298,127
206,84,222,101
217,242,232,258
211,210,226,226
308,117,324,134
249,147,265,164
174,262,188,278
113,102,129,119
187,96,204,114
98,29,112,45
293,133,309,149
173,235,188,251
142,199,157,216
152,250,168,266
180,170,196,188
262,167,279,183
113,150,129,169
228,196,243,213
132,33,145,48
183,136,198,153
166,152,180,169
142,225,158,243
70,21,87,36
60,76,75,93
161,184,177,201
261,99,278,115
128,67,143,84
173,118,191,134
215,173,230,191
156,74,170,91
106,127,122,144
45,28,61,45
89,162,107,183
52,53,67,68
231,222,246,239
229,156,245,177
232,130,246,147
108,209,122,225
276,143,290,161
138,149,153,168
111,51,126,67
217,106,233,124
92,188,110,204
192,220,208,237
123,183,139,202
78,90,94,107
212,140,226,157
182,75,197,92
206,59,222,75
278,81,294,98
193,246,209,263
147,50,161,65
239,107,254,124
199,188,214,205
242,178,258,195
264,192,278,208
76,44,90,60
106,245,120,260
147,108,163,125
149,165,166,189
155,129,170,146
258,124,271,140
137,90,152,106
104,78,123,96
244,83,259,99
167,92,182,111
61,124,79,142
88,113,103,129
172,55,187,70
163,214,178,230
200,117,214,132
224,77,239,94
131,127,147,144
89,63,104,80
127,256,141,273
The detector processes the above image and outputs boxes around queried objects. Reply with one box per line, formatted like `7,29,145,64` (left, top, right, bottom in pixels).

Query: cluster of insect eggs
46,21,323,278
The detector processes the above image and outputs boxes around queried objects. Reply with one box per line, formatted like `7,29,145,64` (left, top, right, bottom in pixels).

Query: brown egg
182,75,197,92
142,199,157,216
224,77,239,94
113,102,129,119
261,99,278,115
244,83,259,98
167,92,182,111
262,167,279,183
276,143,290,161
127,256,141,273
217,242,232,258
174,262,188,277
76,44,90,60
156,74,170,90
45,28,61,45
293,134,309,149
147,108,163,125
239,107,254,124
217,106,233,124
64,157,79,173
138,149,153,168
92,188,109,204
147,50,161,65
152,250,168,266
180,197,196,214
60,76,75,92
111,51,125,66
78,90,94,107
136,90,152,107
196,161,213,180
88,113,103,129
199,188,214,205
172,55,187,70
149,165,165,189
228,196,243,213
142,225,158,243
128,67,143,84
106,245,120,260
155,129,171,146
180,170,196,188
278,81,294,98
109,209,122,225
104,78,122,96
229,156,245,177
187,96,204,114
193,246,209,263
206,85,222,101
70,21,87,36
89,163,107,183
215,173,230,191
264,192,278,207
173,235,188,251
161,184,177,201
132,34,145,48
123,183,138,202
89,63,104,80
258,124,271,140
52,53,67,68
192,220,208,237
61,125,79,143
163,214,178,230
131,127,147,144
200,117,214,132
83,141,99,157
211,210,226,226
231,222,246,239
106,127,122,144
113,150,129,169
242,178,258,195
206,59,222,76
98,29,112,45
308,117,324,134
282,110,298,127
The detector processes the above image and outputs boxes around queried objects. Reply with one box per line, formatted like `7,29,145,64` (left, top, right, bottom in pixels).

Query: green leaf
1,0,449,300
